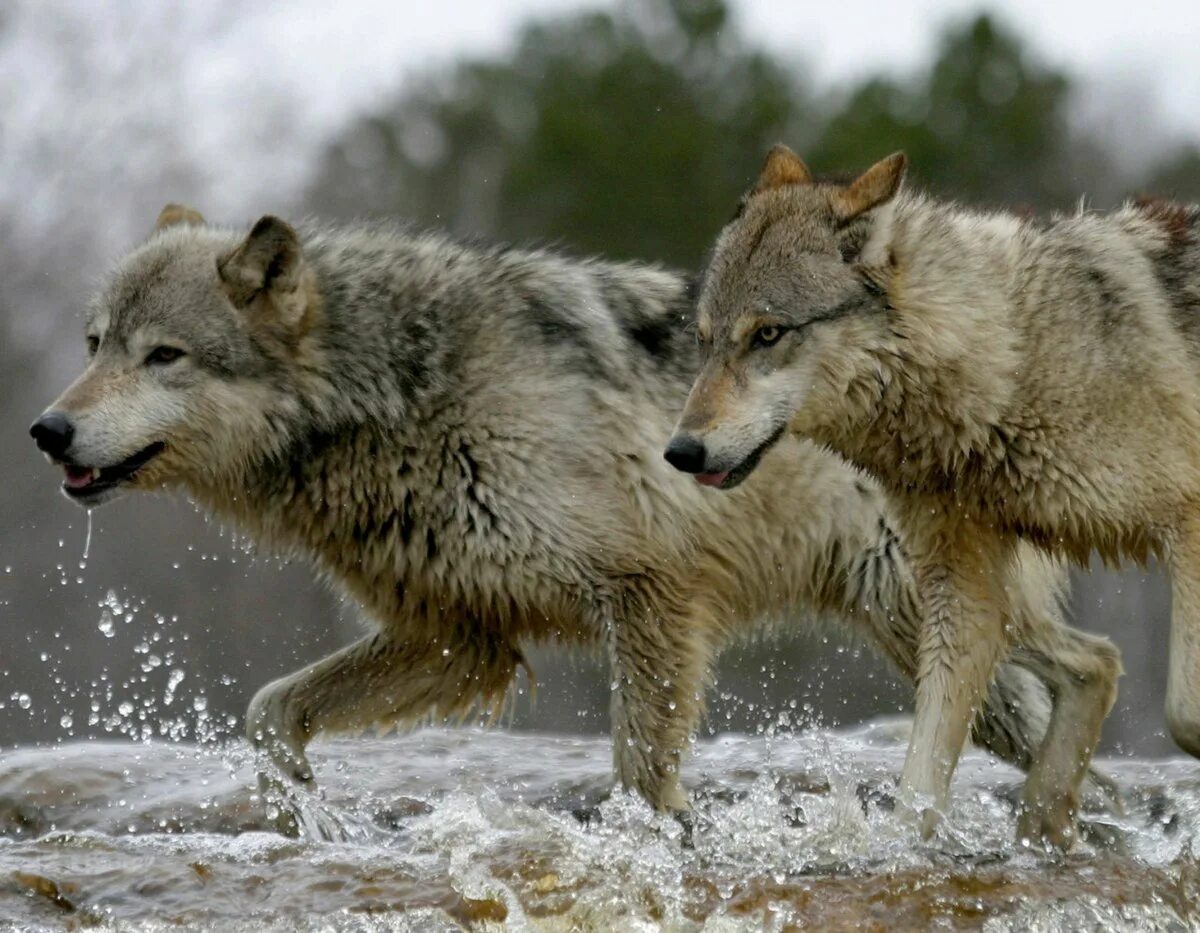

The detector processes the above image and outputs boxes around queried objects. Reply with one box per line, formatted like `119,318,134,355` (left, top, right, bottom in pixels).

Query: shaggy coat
671,147,1153,846
35,207,1107,832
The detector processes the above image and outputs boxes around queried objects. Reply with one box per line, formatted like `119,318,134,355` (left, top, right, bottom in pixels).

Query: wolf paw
1016,801,1077,852
894,794,940,840
246,683,316,835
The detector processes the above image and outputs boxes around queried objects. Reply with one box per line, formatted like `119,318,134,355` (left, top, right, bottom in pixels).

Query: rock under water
0,723,1197,931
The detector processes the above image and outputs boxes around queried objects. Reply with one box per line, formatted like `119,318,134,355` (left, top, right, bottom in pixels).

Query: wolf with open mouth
33,203,1115,836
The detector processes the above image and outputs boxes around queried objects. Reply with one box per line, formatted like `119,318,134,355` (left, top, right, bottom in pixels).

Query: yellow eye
146,346,185,366
753,325,783,348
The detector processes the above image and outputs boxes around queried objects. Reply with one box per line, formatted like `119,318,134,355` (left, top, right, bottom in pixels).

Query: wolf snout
664,434,708,473
30,411,74,458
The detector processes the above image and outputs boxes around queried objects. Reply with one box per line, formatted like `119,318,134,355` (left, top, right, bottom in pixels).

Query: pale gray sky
2,0,1197,259
216,0,1199,142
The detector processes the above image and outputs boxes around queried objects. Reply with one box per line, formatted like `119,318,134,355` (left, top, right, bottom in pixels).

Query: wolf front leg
245,628,522,830
834,521,1056,775
1167,513,1200,758
897,513,1013,838
606,598,717,815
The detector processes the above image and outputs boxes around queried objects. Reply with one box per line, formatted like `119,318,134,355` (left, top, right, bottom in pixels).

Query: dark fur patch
626,316,675,359
520,295,610,381
459,442,498,532
400,491,416,546
1137,203,1200,351
1084,268,1125,329
604,274,695,366
1134,195,1197,245
744,216,775,263
523,295,584,343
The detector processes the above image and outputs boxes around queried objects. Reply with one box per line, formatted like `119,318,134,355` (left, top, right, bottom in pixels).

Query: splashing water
0,725,1196,930
82,508,93,565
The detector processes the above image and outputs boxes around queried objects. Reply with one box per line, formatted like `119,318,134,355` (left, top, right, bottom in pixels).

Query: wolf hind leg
1006,636,1120,848
898,519,1012,838
1167,512,1200,757
607,595,717,815
1000,547,1121,848
246,628,521,833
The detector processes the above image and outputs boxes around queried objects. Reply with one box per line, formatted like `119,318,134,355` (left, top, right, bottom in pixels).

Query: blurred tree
309,0,809,268
1144,146,1200,203
809,15,1104,208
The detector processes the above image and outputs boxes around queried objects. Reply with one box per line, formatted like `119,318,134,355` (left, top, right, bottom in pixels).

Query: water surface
1,723,1197,930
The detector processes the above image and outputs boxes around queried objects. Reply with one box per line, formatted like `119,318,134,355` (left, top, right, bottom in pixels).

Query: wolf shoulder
1012,199,1200,353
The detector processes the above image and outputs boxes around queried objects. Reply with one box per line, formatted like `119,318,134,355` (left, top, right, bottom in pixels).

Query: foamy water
1,724,1197,930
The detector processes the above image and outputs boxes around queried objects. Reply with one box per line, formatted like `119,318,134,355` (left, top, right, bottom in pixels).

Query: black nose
664,435,708,473
30,411,75,457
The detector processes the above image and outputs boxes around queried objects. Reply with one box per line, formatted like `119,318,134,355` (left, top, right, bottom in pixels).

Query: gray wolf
33,205,1105,832
668,145,1179,846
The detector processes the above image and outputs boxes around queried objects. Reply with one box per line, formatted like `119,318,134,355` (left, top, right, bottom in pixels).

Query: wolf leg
897,516,1012,838
1167,513,1200,757
246,628,521,827
830,505,1102,797
1004,626,1120,848
607,599,717,814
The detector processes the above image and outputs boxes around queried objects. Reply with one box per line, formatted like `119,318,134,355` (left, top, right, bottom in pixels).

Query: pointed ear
831,152,907,222
753,144,813,193
154,203,205,231
218,216,310,325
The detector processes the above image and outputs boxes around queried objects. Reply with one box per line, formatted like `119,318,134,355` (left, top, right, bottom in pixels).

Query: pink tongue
695,471,729,488
63,466,95,489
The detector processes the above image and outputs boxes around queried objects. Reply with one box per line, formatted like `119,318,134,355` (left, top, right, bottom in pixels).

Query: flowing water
1,722,1197,931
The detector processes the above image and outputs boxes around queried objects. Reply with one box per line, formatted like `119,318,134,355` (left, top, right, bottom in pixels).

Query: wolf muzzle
30,411,75,459
663,434,708,474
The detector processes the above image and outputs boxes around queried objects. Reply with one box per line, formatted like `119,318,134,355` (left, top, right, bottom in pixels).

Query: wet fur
688,149,1200,845
42,214,1110,829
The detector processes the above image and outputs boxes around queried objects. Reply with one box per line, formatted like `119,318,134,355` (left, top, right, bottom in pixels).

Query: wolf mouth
695,425,786,491
60,442,166,503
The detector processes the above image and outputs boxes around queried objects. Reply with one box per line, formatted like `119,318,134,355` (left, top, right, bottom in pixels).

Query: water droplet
164,669,186,706
60,715,73,729
82,508,93,563
17,694,31,710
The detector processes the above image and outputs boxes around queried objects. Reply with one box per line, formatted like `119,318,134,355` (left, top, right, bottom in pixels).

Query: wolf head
31,206,320,507
664,146,906,489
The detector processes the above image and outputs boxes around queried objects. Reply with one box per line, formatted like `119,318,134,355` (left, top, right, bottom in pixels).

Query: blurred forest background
3,0,1198,755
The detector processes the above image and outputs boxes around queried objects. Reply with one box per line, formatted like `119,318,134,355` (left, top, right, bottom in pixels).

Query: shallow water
1,722,1197,931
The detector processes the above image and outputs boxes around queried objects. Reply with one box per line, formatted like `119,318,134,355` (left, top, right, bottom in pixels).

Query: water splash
82,507,93,564
0,728,1195,929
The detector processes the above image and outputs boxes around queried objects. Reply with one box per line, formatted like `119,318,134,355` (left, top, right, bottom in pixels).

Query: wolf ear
831,152,907,222
154,203,205,231
753,144,813,193
218,216,311,327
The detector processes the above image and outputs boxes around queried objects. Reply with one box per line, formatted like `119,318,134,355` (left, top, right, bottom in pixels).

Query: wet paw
674,809,695,849
894,796,940,840
1016,803,1076,852
571,805,603,826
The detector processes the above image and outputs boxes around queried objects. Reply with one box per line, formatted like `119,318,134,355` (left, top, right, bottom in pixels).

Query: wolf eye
146,346,185,366
751,325,784,348
86,335,99,357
